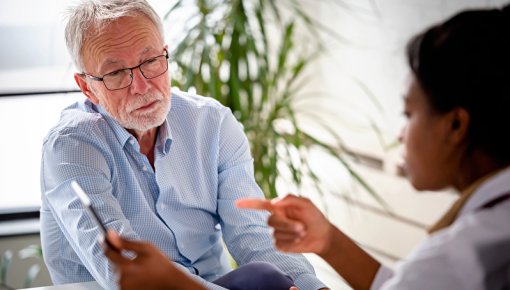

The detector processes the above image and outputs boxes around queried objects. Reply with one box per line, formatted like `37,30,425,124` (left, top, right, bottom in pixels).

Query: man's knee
213,261,294,290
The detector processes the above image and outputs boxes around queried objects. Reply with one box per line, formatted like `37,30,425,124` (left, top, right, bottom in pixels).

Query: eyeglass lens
102,55,168,90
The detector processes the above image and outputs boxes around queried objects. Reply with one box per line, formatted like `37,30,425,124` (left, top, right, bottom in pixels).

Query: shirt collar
93,103,133,148
459,166,510,216
428,165,510,234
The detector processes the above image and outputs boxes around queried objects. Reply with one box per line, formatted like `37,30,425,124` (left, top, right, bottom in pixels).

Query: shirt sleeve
214,108,328,290
370,265,394,290
41,125,141,290
378,228,483,290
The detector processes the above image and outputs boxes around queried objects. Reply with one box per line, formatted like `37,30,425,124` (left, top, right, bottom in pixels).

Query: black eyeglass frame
80,49,169,91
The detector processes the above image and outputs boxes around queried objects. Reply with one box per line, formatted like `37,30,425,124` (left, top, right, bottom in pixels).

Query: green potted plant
165,0,382,203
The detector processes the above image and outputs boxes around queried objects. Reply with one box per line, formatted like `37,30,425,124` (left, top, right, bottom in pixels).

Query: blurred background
0,0,507,289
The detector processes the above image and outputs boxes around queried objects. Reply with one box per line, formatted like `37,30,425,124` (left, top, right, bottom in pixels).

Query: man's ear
74,73,99,104
448,107,470,145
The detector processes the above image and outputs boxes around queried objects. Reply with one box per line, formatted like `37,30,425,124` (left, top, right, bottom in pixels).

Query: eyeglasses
81,49,169,91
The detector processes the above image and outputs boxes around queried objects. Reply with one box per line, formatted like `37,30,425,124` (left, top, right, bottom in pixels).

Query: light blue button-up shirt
40,90,325,290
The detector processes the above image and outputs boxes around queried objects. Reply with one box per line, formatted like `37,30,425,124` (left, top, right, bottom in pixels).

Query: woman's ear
449,107,470,144
74,73,99,104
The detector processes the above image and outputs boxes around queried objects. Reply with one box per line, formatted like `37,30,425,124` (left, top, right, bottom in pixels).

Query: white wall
310,0,509,157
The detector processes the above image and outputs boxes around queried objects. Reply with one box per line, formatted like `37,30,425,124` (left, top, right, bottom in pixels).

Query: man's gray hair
65,0,164,71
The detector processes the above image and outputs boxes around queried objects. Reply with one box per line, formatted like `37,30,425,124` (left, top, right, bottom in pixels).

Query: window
0,0,78,212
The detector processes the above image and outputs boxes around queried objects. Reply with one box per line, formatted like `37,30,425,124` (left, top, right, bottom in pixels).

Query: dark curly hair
407,4,510,165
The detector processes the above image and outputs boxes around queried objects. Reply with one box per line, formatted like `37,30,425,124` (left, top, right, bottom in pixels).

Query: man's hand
104,231,205,290
236,194,334,255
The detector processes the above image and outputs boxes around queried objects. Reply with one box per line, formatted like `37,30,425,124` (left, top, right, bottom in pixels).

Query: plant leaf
23,264,41,289
18,245,42,260
0,250,12,284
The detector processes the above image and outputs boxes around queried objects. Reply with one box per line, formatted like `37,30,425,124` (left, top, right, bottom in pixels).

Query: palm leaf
0,250,12,285
164,0,384,205
22,265,41,289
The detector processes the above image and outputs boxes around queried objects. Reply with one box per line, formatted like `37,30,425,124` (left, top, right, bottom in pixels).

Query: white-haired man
40,1,329,290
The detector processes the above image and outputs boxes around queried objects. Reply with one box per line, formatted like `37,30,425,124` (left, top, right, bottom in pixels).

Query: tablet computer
71,181,116,250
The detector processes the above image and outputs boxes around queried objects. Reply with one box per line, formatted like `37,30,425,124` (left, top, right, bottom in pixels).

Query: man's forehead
82,15,164,72
102,47,154,65
96,46,160,72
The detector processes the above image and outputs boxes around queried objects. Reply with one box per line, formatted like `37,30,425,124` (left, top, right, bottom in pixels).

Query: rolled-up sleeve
216,108,327,290
41,123,138,290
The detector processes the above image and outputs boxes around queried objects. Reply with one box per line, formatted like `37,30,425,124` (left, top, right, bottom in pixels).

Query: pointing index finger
236,198,275,212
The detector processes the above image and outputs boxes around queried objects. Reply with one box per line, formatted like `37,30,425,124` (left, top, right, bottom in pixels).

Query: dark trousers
212,261,295,290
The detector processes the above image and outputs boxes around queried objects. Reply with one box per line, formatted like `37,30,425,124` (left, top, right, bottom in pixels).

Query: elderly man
40,0,328,290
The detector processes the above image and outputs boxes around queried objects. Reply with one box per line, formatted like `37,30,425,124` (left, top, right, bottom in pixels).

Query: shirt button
129,139,135,145
160,203,166,210
142,165,148,171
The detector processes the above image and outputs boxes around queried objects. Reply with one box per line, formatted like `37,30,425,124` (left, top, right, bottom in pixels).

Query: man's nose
129,67,150,95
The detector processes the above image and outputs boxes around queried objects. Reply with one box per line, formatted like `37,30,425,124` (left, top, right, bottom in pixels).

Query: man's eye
107,70,123,77
145,58,159,64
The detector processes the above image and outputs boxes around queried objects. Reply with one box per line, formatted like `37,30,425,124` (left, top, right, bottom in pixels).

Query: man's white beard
101,91,171,132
